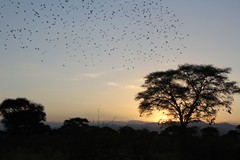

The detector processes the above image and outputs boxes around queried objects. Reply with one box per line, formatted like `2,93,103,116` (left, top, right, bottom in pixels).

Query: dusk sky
0,0,240,124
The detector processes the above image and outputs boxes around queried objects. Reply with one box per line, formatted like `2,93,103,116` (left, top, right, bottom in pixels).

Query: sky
0,0,240,124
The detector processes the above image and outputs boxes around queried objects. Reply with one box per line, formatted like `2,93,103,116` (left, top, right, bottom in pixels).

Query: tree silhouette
0,98,46,134
237,125,240,133
136,64,240,130
119,126,136,135
161,125,181,136
225,130,239,138
61,117,89,129
201,127,219,137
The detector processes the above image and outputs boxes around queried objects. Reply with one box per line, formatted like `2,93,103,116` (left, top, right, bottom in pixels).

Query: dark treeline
1,64,240,159
0,97,240,160
0,119,240,160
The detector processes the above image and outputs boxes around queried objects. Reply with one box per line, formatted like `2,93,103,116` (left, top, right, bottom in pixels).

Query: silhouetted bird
0,0,189,69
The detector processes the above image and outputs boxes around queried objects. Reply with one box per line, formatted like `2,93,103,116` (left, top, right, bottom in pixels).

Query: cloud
58,68,124,82
80,72,106,78
106,81,141,90
56,72,105,82
124,85,141,90
107,82,121,86
122,78,143,90
79,68,123,79
112,68,124,72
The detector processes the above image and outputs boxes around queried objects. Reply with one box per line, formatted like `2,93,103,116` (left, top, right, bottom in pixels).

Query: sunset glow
1,0,240,124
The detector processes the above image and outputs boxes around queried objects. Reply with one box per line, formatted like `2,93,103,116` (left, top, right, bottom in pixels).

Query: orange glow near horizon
0,0,240,125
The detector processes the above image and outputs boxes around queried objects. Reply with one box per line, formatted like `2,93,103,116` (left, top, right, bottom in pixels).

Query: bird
0,0,189,70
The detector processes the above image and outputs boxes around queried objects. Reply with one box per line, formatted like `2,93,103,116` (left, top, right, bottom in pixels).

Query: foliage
0,126,240,160
161,125,199,137
225,125,240,138
59,117,91,135
61,117,89,129
201,127,219,137
161,125,181,136
136,64,240,129
225,130,239,138
0,98,47,134
119,126,136,135
237,125,240,133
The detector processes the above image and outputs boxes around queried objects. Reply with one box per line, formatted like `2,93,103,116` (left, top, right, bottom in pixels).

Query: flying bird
0,0,189,70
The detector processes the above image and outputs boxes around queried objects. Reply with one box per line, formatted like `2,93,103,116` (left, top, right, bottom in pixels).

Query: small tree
0,98,46,134
61,117,89,129
136,64,240,130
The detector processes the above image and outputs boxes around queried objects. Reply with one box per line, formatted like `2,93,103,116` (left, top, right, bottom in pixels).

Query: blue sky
0,0,240,123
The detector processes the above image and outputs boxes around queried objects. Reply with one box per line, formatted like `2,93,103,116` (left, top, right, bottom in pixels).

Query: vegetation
62,117,89,128
0,64,240,159
136,64,240,130
0,98,49,134
0,121,240,160
0,97,239,159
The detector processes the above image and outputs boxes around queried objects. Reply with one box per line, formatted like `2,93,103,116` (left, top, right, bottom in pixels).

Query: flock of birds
0,0,189,70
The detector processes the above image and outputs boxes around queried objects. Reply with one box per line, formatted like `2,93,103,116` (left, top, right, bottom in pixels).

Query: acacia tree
136,64,240,130
0,98,46,134
61,117,89,129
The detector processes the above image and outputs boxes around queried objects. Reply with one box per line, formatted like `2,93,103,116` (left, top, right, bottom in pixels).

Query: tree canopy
61,117,89,129
0,98,46,134
136,64,240,129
